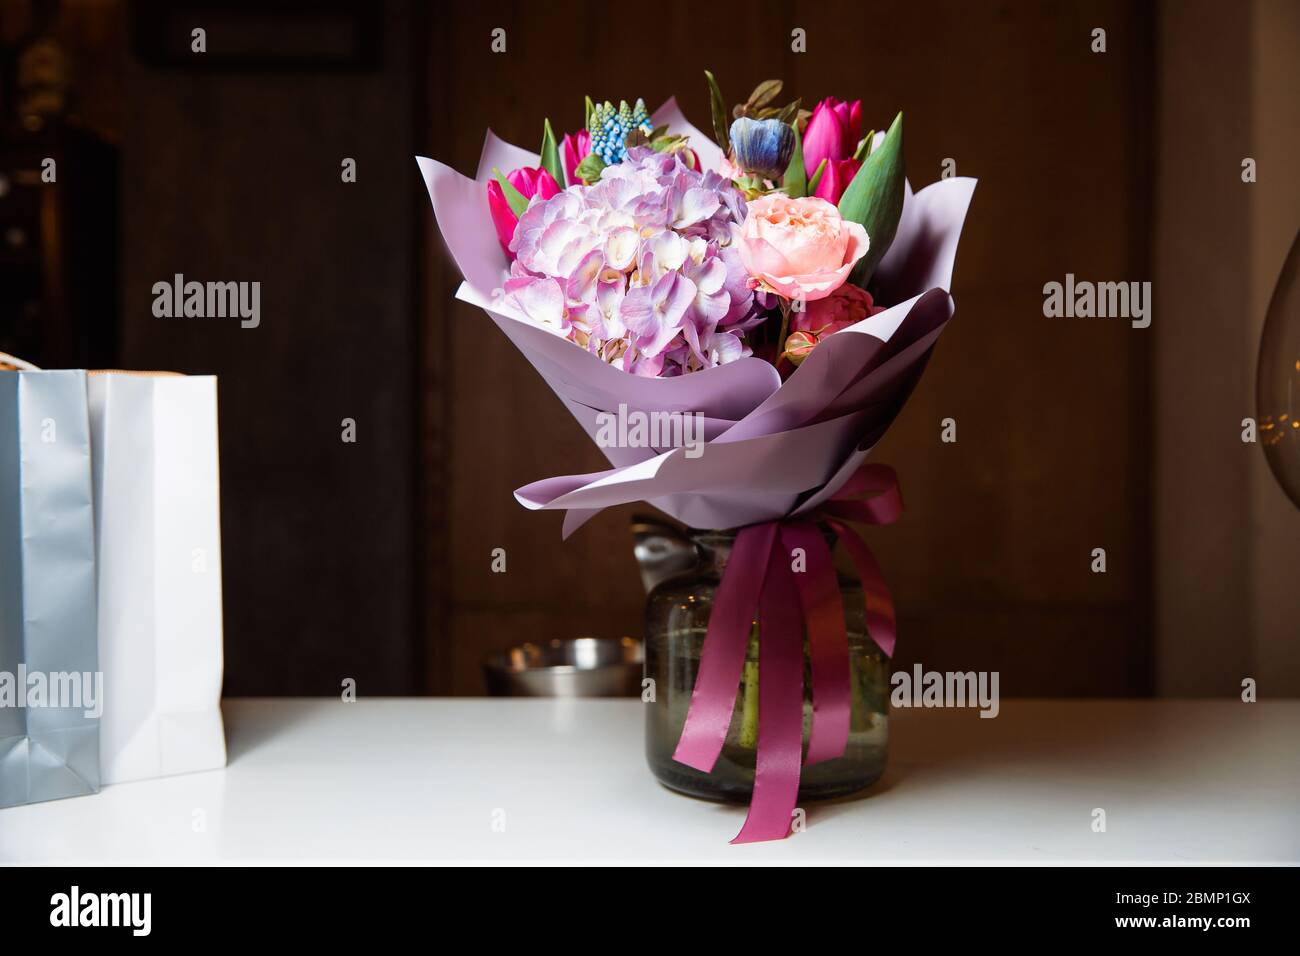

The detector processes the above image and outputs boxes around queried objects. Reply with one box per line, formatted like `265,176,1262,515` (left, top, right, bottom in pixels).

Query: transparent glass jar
1257,230,1300,508
644,528,889,802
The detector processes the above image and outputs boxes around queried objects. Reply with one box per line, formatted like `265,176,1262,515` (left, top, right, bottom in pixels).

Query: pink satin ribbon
671,464,902,844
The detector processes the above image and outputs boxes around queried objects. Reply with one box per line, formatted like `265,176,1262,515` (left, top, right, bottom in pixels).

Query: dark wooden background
1,0,1183,696
424,0,1156,695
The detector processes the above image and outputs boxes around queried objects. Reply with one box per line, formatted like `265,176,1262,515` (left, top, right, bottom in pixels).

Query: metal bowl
483,637,643,698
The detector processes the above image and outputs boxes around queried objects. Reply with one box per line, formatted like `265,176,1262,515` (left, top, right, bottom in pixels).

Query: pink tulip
486,166,561,256
812,157,861,205
803,97,863,179
562,130,591,184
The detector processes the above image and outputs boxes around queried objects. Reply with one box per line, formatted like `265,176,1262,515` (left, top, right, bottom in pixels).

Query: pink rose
783,283,885,366
737,194,869,302
486,166,561,257
782,330,820,365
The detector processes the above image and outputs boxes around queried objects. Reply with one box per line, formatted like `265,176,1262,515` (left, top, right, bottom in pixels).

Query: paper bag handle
0,355,184,376
87,370,184,377
0,352,40,371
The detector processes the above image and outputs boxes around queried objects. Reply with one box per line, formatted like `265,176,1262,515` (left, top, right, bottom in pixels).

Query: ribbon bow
671,463,902,844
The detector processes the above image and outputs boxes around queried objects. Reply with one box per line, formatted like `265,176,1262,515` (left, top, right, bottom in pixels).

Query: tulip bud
812,158,862,205
486,166,561,257
561,130,591,184
803,97,864,179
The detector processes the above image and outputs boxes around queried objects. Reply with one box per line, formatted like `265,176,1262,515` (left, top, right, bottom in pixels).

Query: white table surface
2,698,1297,864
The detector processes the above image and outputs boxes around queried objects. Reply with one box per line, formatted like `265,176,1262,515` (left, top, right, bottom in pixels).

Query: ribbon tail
827,519,897,658
732,543,805,844
781,523,851,766
672,523,777,773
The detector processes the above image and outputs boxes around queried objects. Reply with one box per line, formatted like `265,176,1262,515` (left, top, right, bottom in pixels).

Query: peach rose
737,194,869,302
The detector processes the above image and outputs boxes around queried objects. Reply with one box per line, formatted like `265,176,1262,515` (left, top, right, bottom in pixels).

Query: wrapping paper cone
417,103,975,533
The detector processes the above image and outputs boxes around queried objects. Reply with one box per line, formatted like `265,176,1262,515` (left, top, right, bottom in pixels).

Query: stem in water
738,622,761,749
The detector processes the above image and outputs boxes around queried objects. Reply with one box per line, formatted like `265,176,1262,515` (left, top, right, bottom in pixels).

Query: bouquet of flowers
419,74,974,842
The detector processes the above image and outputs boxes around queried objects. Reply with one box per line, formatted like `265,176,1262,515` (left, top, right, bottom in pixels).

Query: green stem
738,623,761,748
776,298,792,357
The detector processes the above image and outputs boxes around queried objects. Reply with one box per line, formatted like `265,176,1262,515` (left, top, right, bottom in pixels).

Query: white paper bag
87,372,226,784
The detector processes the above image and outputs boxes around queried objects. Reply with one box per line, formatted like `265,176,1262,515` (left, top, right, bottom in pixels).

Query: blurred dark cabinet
0,126,119,369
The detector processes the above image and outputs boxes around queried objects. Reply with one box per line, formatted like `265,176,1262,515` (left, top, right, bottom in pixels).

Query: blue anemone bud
729,117,796,181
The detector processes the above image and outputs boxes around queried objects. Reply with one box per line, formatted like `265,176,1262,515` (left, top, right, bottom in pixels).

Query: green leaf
853,129,875,162
540,118,566,188
807,158,828,196
491,168,530,218
837,111,905,288
776,98,801,126
704,70,730,152
584,96,595,128
783,124,806,198
573,152,606,185
746,79,783,110
650,134,690,153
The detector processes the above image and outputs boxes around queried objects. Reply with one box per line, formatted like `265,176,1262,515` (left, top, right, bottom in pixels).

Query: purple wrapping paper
418,99,975,536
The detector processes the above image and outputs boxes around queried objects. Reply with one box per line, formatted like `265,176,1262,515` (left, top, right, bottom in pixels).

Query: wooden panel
424,0,1156,695
119,2,423,694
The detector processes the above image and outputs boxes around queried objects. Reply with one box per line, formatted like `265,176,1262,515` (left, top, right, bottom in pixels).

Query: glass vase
1257,229,1300,509
643,528,889,802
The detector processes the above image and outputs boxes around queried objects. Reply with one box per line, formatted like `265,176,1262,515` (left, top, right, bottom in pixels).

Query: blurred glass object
16,35,70,130
629,514,696,594
1257,230,1300,509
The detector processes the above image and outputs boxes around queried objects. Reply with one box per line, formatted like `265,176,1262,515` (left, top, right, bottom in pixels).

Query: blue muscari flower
588,98,654,166
729,117,796,181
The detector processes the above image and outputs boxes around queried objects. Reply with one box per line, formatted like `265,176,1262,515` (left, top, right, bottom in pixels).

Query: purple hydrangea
497,147,763,377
